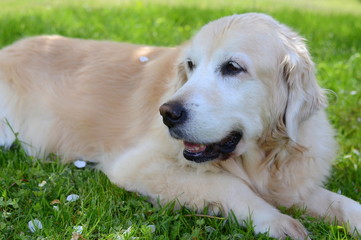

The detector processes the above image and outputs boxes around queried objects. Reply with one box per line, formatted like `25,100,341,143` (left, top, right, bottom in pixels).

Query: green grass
0,0,361,239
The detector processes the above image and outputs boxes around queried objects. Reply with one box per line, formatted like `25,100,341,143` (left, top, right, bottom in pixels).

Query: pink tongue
184,142,207,153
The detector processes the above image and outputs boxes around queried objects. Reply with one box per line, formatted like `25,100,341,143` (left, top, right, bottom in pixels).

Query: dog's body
1,13,361,239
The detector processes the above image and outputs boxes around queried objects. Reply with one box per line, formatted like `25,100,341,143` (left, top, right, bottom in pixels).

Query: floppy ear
169,60,190,93
281,33,327,141
177,62,188,85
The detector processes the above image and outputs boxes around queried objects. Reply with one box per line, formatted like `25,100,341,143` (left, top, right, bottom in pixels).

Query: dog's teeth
184,143,206,153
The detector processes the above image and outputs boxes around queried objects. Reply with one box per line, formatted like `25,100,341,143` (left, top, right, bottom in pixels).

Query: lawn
0,0,360,239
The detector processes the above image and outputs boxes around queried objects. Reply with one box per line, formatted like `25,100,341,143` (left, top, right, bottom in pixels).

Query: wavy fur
1,13,361,239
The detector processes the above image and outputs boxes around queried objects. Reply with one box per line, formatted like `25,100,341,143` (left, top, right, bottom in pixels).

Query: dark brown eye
221,61,245,76
187,60,195,71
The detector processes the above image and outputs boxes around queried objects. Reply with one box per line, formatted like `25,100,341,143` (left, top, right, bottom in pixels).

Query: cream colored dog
0,13,360,239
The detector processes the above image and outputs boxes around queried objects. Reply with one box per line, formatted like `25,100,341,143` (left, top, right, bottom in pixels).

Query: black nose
159,102,187,128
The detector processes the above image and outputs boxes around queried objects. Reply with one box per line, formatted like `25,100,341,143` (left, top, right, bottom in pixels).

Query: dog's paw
254,213,309,240
346,203,361,236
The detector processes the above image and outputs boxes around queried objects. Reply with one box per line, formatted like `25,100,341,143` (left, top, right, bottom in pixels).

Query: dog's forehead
188,13,284,61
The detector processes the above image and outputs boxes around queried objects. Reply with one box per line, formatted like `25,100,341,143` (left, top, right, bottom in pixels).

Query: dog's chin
173,131,243,163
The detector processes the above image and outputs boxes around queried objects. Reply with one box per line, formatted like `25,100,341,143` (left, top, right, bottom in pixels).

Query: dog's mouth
183,131,243,163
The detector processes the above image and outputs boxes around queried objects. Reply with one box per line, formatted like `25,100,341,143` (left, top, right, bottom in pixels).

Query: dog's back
0,35,179,161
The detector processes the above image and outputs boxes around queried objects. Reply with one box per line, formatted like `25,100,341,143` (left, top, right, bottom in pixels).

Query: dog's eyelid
230,60,247,71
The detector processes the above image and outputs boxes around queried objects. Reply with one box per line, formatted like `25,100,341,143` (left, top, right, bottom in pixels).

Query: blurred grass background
0,0,360,239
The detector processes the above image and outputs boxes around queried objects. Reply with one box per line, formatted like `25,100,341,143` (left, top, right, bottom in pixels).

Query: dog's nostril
159,104,171,118
159,102,187,127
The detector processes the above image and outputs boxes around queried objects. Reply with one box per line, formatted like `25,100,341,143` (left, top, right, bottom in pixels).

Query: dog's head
159,13,326,163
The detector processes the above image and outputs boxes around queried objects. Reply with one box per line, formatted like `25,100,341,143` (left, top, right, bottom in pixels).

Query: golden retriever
0,13,360,239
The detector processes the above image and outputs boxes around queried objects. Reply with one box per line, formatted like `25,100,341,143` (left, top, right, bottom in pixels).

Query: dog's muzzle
159,102,243,163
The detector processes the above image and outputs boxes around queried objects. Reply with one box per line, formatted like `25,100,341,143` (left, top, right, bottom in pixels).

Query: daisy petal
73,225,83,234
74,160,87,168
66,194,80,202
139,56,149,62
28,219,43,232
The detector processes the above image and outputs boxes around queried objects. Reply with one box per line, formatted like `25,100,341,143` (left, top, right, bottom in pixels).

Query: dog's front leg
300,186,361,236
100,142,309,239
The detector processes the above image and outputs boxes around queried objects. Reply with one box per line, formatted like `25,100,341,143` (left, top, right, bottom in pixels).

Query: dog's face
160,13,326,163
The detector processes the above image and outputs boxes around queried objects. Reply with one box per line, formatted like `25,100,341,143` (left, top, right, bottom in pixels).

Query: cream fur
0,13,360,239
